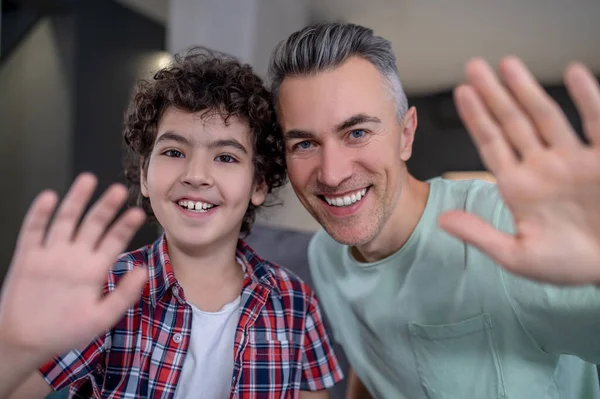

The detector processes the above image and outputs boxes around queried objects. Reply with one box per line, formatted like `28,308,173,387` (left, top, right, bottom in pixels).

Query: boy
0,48,343,398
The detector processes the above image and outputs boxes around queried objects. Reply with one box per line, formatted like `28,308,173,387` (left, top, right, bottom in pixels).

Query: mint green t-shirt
308,177,600,399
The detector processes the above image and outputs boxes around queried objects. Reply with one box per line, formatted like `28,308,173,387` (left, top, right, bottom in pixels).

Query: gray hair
268,22,408,120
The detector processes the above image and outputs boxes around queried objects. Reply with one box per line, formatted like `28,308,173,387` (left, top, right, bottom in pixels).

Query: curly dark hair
123,47,287,235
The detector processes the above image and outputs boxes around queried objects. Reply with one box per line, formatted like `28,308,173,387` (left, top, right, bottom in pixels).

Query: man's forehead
281,57,384,90
278,58,389,118
279,91,387,137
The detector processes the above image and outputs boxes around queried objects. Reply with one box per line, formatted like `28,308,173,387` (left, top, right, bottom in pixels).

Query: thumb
91,267,148,337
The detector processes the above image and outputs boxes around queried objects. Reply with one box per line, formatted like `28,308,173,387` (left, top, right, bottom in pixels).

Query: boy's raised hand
0,173,147,363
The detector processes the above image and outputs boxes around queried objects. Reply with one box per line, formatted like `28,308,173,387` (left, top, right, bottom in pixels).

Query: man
269,22,600,398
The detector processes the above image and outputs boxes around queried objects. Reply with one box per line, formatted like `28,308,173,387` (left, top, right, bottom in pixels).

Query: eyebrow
154,132,191,147
283,129,315,141
334,113,382,132
154,132,248,154
283,113,382,141
207,138,248,154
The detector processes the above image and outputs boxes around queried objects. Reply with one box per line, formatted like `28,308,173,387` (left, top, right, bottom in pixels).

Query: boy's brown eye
216,155,236,163
164,150,184,158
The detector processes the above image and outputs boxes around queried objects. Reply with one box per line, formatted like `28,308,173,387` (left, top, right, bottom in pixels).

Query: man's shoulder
433,176,500,201
432,177,504,220
308,228,343,255
307,229,347,278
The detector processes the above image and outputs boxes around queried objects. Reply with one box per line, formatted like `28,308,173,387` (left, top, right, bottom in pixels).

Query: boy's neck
164,233,245,312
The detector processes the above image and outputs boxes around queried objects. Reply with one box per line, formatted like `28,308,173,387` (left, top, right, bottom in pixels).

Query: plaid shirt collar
145,234,280,307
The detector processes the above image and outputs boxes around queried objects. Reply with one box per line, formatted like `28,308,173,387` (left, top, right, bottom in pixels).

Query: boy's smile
175,193,221,216
176,198,217,213
176,199,217,216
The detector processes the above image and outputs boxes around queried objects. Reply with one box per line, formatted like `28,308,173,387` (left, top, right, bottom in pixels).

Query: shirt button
173,333,182,343
172,287,179,296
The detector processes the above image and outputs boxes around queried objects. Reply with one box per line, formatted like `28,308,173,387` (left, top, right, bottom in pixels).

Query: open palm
0,174,147,361
440,57,600,285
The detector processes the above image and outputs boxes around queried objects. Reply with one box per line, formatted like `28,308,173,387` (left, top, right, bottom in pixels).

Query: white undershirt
173,294,242,399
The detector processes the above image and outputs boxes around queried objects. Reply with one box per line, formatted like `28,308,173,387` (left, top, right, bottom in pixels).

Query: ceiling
310,0,600,94
114,0,167,24
115,0,600,95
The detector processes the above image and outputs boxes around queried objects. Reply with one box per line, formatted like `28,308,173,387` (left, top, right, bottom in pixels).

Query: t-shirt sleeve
300,291,345,391
39,333,107,392
494,199,600,363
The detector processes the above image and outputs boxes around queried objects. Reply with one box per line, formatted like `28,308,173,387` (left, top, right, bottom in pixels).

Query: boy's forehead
156,107,252,144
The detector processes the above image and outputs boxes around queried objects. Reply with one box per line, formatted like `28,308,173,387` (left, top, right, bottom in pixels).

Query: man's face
278,57,416,246
141,107,266,252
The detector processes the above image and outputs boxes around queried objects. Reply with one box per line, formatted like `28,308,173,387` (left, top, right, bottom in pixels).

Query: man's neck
354,175,430,263
164,233,245,311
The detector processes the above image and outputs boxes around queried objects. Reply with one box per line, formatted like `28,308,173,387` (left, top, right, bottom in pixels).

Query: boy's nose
180,158,214,187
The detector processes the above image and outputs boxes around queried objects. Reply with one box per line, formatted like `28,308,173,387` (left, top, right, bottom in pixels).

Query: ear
400,106,418,162
250,180,268,207
140,158,149,198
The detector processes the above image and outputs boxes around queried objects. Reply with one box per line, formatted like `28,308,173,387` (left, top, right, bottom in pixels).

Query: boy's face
141,107,267,251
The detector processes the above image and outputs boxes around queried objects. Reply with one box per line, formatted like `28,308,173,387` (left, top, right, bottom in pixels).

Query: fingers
460,57,583,164
564,62,600,145
77,184,130,249
464,58,543,155
454,85,517,174
497,57,581,149
45,174,97,246
92,267,147,335
438,211,519,271
14,190,59,255
97,207,146,262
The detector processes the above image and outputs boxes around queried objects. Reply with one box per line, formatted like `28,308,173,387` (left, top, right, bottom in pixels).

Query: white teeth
177,200,215,212
324,188,369,207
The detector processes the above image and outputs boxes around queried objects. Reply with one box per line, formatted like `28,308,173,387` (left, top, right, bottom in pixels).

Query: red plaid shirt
40,235,343,398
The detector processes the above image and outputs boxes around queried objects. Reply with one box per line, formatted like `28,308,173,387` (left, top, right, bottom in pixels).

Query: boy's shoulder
105,239,162,293
266,259,312,294
237,240,315,302
113,242,154,273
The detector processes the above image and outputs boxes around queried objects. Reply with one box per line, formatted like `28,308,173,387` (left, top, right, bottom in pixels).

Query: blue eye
350,130,366,139
216,154,236,163
297,141,312,150
164,149,184,158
